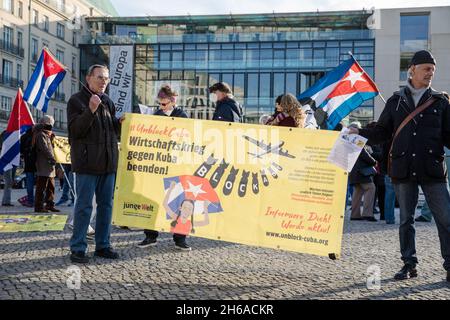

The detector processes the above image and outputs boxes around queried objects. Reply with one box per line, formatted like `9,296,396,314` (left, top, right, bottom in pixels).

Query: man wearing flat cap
349,50,450,283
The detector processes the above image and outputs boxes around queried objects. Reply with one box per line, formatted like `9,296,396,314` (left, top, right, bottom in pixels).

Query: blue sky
110,0,449,16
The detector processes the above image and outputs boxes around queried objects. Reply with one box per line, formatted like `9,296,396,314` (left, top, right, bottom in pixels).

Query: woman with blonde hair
268,94,306,128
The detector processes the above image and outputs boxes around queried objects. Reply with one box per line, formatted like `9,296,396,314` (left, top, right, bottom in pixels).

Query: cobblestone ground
0,188,449,300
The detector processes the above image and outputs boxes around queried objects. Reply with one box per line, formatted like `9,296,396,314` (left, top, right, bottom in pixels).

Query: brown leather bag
387,97,437,175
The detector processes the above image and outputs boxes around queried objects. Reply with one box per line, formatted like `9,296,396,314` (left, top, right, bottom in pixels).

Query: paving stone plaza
0,188,449,300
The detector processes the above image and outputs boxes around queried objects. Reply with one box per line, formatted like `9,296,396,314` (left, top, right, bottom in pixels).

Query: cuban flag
0,89,34,174
163,175,223,219
23,48,66,113
298,57,379,130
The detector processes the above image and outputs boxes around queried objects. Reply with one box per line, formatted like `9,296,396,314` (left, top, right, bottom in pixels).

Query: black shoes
46,207,61,212
350,217,377,222
138,237,157,248
415,216,431,222
94,247,119,259
70,248,119,263
138,238,191,250
175,242,192,251
394,264,418,280
35,208,49,213
70,251,89,264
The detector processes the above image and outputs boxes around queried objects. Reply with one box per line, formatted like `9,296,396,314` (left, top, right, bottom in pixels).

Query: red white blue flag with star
0,89,34,174
23,48,66,113
298,56,379,130
163,175,223,217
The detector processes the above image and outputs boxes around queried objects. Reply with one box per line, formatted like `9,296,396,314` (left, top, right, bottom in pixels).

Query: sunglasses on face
158,101,171,107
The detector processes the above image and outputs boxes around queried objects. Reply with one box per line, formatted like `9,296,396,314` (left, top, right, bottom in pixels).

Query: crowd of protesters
1,49,448,283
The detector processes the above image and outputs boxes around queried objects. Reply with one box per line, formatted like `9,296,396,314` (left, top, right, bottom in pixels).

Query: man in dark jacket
349,50,450,282
209,82,243,122
67,64,123,264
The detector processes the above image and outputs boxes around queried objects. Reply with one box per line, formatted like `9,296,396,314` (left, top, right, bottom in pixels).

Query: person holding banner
263,95,284,125
349,50,450,282
67,64,123,264
33,116,60,213
209,82,243,122
267,94,306,128
138,85,193,250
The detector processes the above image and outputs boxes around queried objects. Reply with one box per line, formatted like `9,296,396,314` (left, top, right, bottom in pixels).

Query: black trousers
144,229,186,244
35,176,55,211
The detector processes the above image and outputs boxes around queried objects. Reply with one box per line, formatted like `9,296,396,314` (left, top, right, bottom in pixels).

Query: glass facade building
400,13,430,81
80,11,375,124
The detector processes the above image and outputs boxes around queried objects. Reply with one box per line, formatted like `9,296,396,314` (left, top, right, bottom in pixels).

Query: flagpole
348,51,387,105
60,164,76,200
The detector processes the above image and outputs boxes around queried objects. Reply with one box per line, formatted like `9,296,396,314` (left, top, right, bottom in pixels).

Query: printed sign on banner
109,45,134,118
53,136,71,164
112,115,348,258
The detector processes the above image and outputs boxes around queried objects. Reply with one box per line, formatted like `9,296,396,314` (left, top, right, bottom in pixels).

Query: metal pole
27,0,31,82
60,164,76,200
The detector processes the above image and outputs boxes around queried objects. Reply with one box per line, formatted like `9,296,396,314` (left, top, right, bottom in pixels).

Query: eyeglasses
158,101,171,107
95,75,110,82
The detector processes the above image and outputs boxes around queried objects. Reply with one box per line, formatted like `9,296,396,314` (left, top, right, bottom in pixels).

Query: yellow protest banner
53,136,71,164
113,114,348,258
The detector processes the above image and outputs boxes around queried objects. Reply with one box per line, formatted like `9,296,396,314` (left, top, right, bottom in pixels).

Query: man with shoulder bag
349,50,450,282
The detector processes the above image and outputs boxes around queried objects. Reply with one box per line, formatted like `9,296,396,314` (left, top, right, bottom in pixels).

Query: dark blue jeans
70,173,115,253
25,172,35,205
394,182,450,271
